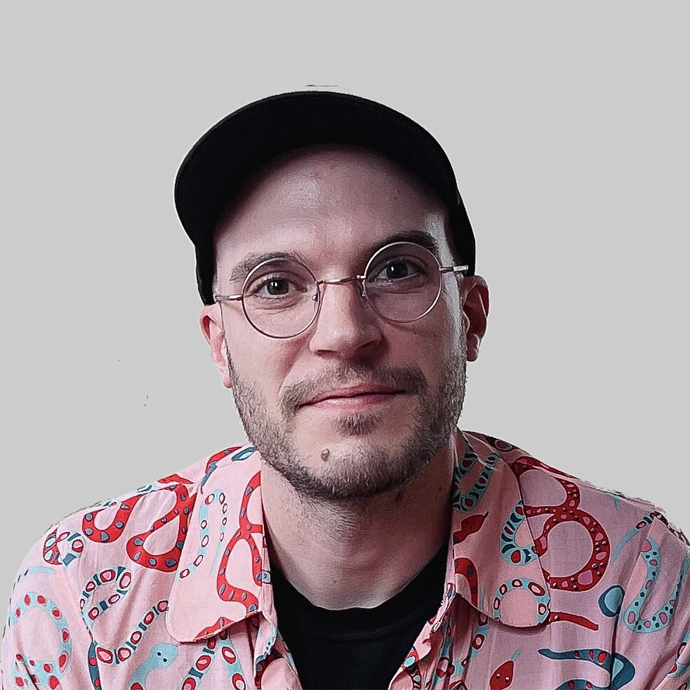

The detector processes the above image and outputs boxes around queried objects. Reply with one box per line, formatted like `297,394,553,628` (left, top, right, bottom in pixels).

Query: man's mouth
279,365,427,417
299,384,405,408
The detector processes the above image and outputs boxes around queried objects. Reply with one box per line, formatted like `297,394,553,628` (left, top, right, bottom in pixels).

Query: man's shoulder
461,428,689,636
29,444,258,577
461,429,689,548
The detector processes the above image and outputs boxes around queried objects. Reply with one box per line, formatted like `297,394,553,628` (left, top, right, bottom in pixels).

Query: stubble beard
228,343,467,503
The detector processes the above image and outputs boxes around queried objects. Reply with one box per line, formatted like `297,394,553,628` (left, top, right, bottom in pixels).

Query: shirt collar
166,431,550,643
444,431,550,627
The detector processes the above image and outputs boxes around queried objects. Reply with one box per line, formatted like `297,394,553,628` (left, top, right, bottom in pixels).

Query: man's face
202,146,487,501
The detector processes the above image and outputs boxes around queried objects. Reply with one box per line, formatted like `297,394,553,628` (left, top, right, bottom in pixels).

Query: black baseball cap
174,91,476,305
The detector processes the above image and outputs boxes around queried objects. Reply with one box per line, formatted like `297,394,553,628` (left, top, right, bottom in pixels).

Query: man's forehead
208,146,458,294
215,143,446,228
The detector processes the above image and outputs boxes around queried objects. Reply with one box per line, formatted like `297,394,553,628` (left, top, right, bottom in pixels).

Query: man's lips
299,385,405,407
279,366,427,416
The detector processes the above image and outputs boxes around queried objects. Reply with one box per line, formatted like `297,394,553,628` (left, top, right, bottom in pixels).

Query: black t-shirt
271,543,447,690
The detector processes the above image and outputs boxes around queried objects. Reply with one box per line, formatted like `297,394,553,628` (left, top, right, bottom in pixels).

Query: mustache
280,364,427,416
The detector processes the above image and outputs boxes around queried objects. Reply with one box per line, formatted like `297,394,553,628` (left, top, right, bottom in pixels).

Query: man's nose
307,280,384,359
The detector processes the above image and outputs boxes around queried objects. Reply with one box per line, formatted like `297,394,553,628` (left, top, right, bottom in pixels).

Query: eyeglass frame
213,240,469,339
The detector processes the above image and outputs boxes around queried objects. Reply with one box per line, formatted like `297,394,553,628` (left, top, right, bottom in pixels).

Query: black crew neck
271,542,447,639
270,542,448,689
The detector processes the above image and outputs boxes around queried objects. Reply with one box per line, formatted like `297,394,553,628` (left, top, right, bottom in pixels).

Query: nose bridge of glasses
311,274,378,341
317,274,367,298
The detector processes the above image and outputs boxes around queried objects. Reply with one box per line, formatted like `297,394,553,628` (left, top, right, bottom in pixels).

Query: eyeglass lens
240,242,443,338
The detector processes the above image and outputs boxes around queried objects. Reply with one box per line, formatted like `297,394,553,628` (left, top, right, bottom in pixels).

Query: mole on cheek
320,448,330,462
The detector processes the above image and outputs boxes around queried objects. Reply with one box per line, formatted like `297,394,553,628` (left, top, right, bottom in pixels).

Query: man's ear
461,276,489,362
199,304,232,389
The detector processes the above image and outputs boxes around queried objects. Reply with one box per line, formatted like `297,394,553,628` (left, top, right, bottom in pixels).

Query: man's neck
261,438,456,610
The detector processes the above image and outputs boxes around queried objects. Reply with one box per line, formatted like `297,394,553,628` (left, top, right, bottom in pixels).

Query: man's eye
264,278,290,296
251,276,294,297
371,259,423,282
248,274,307,299
383,261,411,280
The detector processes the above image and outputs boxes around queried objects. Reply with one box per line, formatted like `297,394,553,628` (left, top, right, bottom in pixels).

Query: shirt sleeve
624,513,690,690
1,526,95,690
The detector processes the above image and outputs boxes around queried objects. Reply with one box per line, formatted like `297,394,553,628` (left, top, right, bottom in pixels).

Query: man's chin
264,439,428,502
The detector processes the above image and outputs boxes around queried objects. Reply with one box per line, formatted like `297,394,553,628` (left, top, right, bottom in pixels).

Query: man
2,91,689,690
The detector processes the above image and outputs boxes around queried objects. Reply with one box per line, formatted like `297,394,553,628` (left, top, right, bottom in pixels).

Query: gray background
1,1,688,623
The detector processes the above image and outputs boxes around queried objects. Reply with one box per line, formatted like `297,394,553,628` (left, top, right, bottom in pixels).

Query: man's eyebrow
227,231,441,284
369,230,441,257
227,250,310,284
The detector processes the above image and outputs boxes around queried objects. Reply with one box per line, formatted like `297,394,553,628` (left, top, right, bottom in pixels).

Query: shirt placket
388,587,476,690
252,613,303,689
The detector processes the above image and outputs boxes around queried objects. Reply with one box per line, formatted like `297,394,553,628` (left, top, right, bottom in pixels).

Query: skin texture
200,146,489,609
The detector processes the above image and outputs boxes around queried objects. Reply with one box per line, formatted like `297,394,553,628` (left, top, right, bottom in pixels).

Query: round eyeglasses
214,241,468,339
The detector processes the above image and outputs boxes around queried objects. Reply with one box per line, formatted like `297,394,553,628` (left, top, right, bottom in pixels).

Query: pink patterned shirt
3,431,690,690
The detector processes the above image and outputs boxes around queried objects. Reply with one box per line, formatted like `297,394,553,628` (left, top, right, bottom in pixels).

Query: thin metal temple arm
440,265,469,276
